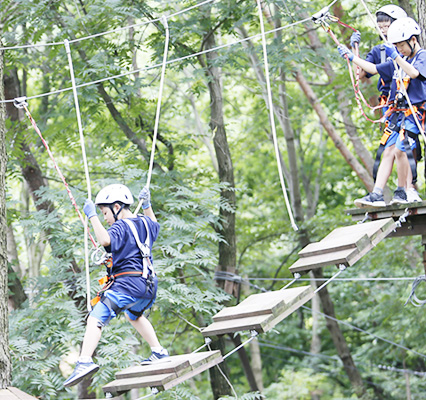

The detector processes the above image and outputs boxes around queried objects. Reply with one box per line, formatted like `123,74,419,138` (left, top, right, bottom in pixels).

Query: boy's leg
80,315,103,357
126,314,161,348
354,146,395,207
63,316,102,387
375,146,396,189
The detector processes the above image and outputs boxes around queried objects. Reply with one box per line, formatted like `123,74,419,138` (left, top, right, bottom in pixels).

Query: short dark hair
376,12,395,24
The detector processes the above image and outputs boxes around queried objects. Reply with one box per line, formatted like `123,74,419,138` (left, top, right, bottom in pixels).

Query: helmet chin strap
109,203,125,222
406,40,415,58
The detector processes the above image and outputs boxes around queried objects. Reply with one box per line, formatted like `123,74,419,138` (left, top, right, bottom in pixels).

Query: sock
397,186,406,192
372,187,383,195
78,356,93,364
151,346,168,355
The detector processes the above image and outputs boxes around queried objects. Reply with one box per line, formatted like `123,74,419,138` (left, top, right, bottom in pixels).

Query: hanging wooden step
0,387,38,400
201,285,314,337
102,351,222,396
289,218,395,275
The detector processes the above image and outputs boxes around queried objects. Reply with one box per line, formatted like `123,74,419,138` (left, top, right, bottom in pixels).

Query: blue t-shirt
376,49,426,133
365,43,391,96
105,215,160,298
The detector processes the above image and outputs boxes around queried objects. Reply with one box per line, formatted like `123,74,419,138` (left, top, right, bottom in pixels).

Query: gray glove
138,186,151,209
350,31,361,48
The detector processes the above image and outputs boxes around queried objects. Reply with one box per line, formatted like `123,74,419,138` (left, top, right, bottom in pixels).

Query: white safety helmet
376,5,407,20
95,184,134,205
387,17,421,44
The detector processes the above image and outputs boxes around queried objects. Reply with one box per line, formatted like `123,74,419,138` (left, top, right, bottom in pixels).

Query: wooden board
213,286,313,321
289,218,395,274
201,286,314,336
103,351,222,395
0,388,38,400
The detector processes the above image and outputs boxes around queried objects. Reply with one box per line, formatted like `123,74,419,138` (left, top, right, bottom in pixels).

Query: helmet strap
109,203,125,222
406,40,415,58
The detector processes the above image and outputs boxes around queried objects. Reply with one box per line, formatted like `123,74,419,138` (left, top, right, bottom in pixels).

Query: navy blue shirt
105,215,160,298
365,44,391,96
376,49,426,132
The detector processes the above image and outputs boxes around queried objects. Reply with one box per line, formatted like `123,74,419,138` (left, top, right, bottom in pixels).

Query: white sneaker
407,188,422,203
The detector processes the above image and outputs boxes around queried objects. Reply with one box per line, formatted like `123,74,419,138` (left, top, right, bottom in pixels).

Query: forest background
1,0,426,399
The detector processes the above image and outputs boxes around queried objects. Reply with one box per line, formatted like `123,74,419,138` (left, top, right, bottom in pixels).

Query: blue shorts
396,132,418,152
90,289,156,326
384,131,398,149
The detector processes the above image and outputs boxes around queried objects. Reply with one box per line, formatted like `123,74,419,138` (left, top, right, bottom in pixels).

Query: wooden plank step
103,351,222,395
212,286,313,321
289,218,395,274
0,388,38,400
201,286,314,336
299,218,394,258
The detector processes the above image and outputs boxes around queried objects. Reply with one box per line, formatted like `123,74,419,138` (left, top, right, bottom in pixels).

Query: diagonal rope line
0,17,312,104
0,0,215,51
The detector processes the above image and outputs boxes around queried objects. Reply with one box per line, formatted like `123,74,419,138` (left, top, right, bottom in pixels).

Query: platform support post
422,235,426,275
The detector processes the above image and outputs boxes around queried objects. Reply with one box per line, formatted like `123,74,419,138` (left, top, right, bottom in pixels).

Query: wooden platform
288,218,396,275
102,351,222,395
347,201,426,237
201,286,314,337
0,388,38,400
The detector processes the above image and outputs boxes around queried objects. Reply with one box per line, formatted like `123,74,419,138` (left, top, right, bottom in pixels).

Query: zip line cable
258,340,426,377
0,0,215,52
256,0,298,231
134,16,169,215
247,276,417,282
64,38,93,312
1,16,313,105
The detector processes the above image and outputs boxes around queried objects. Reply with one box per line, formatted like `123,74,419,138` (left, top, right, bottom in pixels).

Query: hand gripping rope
312,7,388,124
134,16,169,215
13,97,98,311
256,0,298,231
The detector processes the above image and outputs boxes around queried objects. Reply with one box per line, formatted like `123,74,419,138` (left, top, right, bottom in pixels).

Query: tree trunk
293,67,375,192
0,44,12,390
312,267,368,398
202,25,238,298
398,0,415,20
417,0,426,48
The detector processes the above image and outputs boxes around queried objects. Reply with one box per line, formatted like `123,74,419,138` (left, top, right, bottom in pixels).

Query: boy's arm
84,199,111,246
385,43,419,79
337,45,378,75
139,186,157,222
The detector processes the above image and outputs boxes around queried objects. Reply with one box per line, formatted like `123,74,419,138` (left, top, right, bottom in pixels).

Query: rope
0,0,216,51
405,275,426,307
134,16,170,215
13,98,97,249
0,17,313,105
256,0,298,231
64,39,93,312
247,276,417,282
357,0,426,142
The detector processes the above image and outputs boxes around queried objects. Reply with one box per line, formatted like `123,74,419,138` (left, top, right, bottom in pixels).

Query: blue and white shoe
140,349,170,365
63,361,100,387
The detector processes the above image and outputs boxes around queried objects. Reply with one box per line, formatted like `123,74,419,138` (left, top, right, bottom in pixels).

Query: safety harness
373,52,426,184
90,216,156,321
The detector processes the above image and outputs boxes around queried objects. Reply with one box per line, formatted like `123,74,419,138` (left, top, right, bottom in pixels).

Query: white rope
134,16,170,215
64,39,92,312
357,0,426,142
256,0,298,231
0,0,216,51
249,276,417,282
0,17,312,105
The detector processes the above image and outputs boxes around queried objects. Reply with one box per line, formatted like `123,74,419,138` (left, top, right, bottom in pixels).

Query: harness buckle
380,127,393,145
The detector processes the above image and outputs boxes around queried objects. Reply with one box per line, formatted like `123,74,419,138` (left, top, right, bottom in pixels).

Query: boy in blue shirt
64,184,168,387
338,17,426,207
